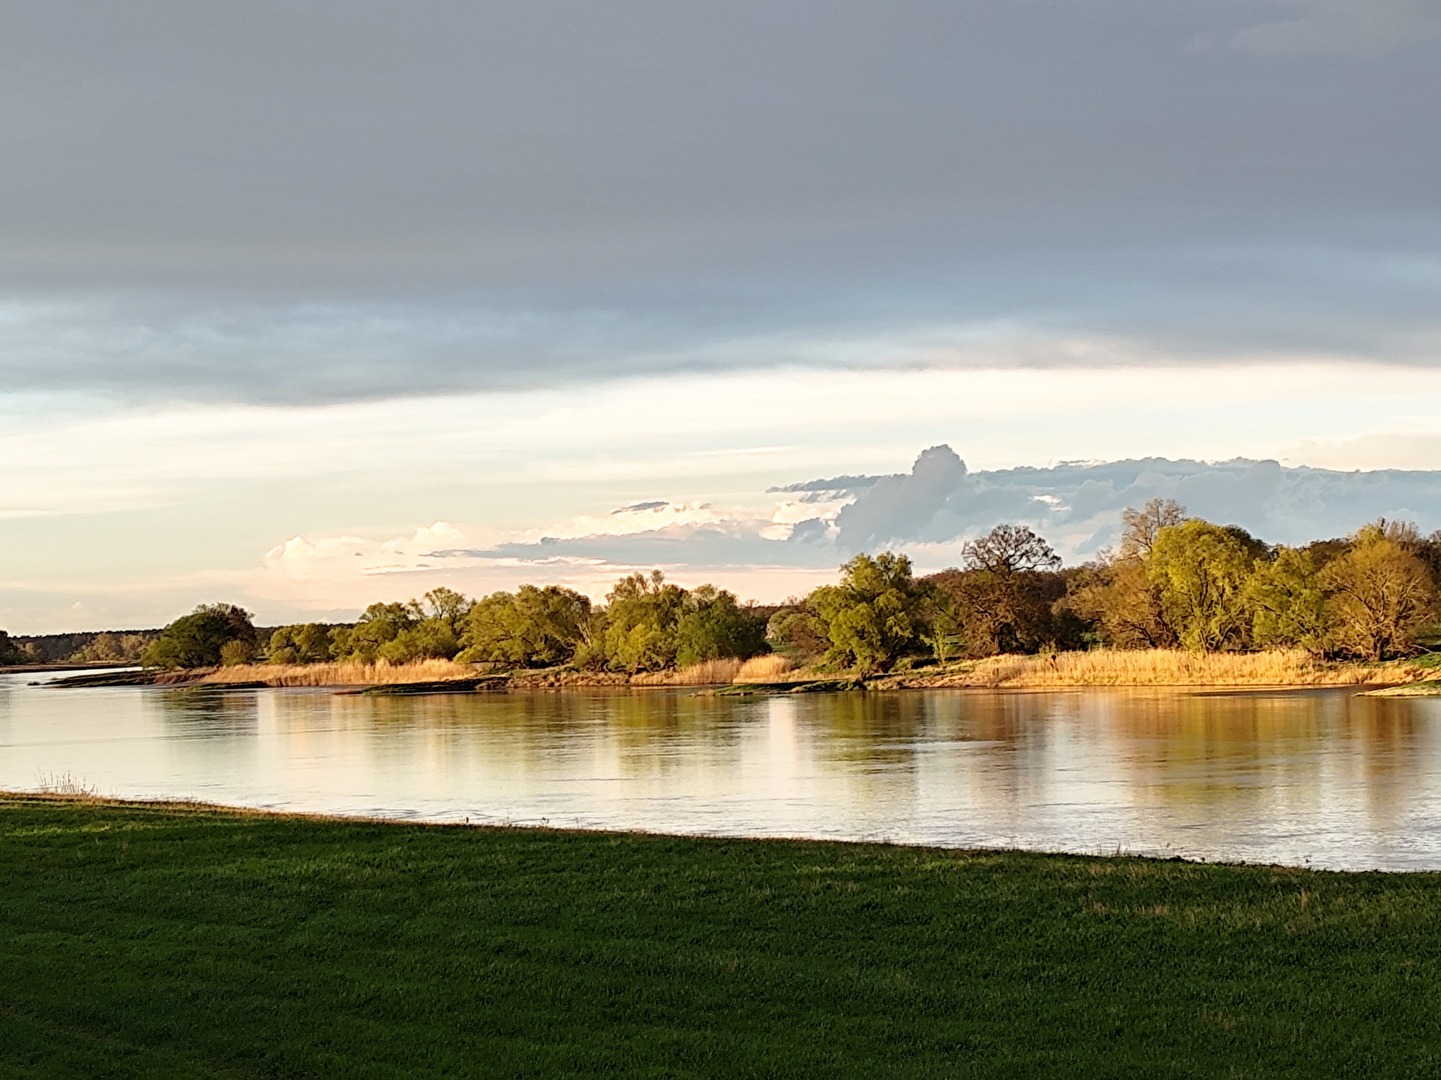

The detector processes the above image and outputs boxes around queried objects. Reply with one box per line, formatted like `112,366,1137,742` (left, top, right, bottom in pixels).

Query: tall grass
201,659,478,688
733,654,795,683
920,649,1386,688
630,658,744,686
34,773,97,797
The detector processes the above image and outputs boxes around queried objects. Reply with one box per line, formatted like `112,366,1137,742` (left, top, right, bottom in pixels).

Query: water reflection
4,671,1441,869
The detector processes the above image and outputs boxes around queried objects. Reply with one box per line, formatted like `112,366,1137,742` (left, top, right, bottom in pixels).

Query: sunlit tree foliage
809,552,927,673
142,603,258,669
1319,522,1437,660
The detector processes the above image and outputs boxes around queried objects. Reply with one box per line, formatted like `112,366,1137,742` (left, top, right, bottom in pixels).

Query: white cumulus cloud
264,522,464,581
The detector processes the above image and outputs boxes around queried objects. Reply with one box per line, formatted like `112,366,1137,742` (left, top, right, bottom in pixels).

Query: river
3,670,1440,870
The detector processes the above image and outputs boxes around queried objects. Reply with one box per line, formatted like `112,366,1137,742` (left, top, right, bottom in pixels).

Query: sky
2,0,1441,633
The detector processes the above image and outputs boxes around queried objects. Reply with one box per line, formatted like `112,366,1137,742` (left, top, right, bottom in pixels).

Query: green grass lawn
3,796,1441,1078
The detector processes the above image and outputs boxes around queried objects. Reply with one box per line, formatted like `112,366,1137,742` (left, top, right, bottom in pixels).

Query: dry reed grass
630,659,744,686
189,648,1406,691
201,659,478,688
35,772,98,797
733,655,796,683
917,649,1385,689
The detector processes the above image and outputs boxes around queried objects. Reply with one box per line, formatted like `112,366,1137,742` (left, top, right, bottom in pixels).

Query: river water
4,670,1441,870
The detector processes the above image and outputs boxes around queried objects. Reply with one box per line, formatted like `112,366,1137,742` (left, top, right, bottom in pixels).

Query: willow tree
1247,547,1328,652
597,570,687,672
1148,521,1261,652
1319,522,1437,660
674,586,767,667
810,552,926,674
267,623,335,664
460,585,592,667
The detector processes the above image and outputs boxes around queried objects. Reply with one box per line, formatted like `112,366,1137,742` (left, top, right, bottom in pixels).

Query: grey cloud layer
2,1,1439,400
448,528,833,572
831,447,1441,554
433,447,1441,577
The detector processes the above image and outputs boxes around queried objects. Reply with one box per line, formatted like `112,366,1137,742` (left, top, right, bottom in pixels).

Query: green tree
1319,522,1437,660
294,623,333,661
421,587,473,633
460,585,592,667
267,623,335,665
142,603,258,669
1148,521,1258,652
327,625,354,659
364,588,476,663
379,619,461,663
765,608,829,663
596,571,687,672
71,632,154,664
810,552,926,673
71,632,122,664
674,586,767,667
919,586,965,663
1247,548,1328,652
220,640,256,666
339,602,419,662
267,630,300,665
1060,502,1191,650
0,630,23,666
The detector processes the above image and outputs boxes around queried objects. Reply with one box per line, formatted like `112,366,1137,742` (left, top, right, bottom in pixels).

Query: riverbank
47,648,1438,693
1366,681,1441,697
3,794,1440,1077
0,660,132,675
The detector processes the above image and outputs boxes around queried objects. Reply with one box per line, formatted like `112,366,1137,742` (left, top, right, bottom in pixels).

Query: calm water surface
4,670,1441,870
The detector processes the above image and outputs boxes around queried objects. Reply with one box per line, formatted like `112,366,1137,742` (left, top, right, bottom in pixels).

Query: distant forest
111,501,1441,674
0,629,161,667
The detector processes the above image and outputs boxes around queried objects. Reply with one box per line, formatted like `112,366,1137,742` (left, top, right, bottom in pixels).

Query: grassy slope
3,798,1441,1078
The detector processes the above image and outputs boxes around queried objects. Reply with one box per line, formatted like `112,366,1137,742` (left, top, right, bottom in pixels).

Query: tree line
0,629,159,667
136,502,1441,671
141,574,772,672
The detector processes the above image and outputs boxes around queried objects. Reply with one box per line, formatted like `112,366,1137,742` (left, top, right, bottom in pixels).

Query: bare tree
938,525,1066,656
961,524,1060,577
1119,498,1187,560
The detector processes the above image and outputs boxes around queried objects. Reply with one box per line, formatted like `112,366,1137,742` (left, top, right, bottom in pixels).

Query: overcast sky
3,1,1440,631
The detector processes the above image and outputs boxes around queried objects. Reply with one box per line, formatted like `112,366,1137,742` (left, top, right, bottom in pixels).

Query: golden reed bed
630,659,744,686
207,655,798,689
197,650,1414,691
629,655,797,686
201,659,477,687
905,649,1397,689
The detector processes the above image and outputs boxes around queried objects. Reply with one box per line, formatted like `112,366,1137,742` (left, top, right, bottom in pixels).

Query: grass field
4,797,1441,1077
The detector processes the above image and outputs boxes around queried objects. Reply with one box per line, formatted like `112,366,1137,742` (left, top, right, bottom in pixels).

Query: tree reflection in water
4,674,1441,869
